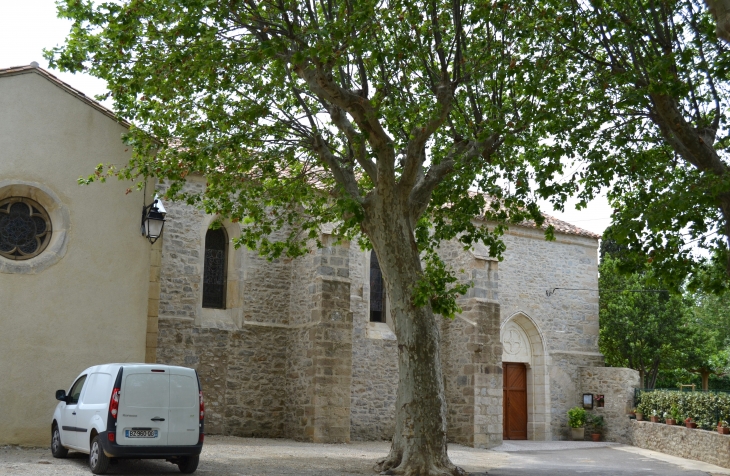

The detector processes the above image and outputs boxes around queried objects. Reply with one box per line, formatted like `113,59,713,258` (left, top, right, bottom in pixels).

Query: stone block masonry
156,318,288,437
579,367,639,444
631,420,730,469
441,299,503,449
151,183,614,446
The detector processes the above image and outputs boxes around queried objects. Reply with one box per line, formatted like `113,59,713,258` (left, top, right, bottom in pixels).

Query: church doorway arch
501,312,550,440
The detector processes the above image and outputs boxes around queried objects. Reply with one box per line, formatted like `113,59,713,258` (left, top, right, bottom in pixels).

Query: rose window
0,198,52,260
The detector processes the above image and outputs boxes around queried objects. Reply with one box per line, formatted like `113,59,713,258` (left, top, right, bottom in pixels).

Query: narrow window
369,251,386,322
203,227,227,309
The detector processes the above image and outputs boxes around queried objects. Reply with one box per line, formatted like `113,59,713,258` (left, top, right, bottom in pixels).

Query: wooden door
503,362,527,440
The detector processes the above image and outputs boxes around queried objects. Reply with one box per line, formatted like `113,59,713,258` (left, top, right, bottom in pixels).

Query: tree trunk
362,192,463,476
706,0,730,44
701,369,710,391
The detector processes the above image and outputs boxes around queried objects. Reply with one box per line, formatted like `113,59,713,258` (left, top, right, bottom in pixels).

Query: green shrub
637,390,730,430
568,406,587,428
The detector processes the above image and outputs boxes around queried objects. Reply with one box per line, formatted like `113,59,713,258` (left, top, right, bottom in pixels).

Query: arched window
203,227,227,309
369,251,386,322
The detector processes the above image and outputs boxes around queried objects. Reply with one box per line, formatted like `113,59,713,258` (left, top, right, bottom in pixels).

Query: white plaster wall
0,72,150,445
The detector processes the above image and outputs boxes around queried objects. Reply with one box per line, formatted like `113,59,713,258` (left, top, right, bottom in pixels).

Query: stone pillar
303,276,353,443
442,298,502,448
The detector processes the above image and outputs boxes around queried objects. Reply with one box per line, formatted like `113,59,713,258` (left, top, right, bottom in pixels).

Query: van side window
81,373,112,405
67,375,87,405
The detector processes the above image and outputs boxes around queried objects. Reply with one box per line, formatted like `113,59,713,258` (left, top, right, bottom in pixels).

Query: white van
51,363,204,474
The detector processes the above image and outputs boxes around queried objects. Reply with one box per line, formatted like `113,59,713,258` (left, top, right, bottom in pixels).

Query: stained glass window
370,251,386,322
203,227,227,309
0,198,52,260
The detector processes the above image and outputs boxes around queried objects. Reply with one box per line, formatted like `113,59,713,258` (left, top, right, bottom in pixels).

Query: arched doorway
501,312,550,440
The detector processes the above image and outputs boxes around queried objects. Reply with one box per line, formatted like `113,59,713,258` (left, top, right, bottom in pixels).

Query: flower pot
635,413,644,421
718,427,729,435
591,433,601,442
666,419,676,425
685,422,697,429
571,427,585,441
650,416,660,423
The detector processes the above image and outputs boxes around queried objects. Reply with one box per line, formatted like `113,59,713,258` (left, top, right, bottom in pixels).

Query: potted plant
568,406,587,440
634,408,644,421
650,410,660,423
684,417,697,429
589,414,605,442
718,421,729,435
666,405,680,425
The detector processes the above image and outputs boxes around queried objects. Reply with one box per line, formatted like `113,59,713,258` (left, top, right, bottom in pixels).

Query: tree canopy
47,1,588,474
543,0,730,291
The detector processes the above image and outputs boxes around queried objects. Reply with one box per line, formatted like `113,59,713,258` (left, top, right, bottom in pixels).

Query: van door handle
72,412,76,415
151,417,165,422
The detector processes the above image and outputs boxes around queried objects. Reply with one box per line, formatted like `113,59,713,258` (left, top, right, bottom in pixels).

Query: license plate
125,429,158,438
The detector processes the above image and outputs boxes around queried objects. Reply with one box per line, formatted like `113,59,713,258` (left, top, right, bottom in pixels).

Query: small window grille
0,197,52,260
203,227,227,309
369,251,386,322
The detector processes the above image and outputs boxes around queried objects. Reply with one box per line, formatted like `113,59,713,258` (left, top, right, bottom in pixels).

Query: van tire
51,425,68,458
89,435,110,474
177,455,199,473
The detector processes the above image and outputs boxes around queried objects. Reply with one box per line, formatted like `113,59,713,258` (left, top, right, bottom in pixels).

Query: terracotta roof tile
531,214,601,239
0,64,129,127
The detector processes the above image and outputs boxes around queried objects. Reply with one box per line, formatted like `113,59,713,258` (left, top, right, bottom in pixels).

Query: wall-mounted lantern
141,196,166,244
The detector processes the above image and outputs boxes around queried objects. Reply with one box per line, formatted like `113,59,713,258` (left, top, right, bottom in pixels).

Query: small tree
48,1,580,473
599,254,689,389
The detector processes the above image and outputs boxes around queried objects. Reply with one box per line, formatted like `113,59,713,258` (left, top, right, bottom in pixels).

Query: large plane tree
48,1,580,474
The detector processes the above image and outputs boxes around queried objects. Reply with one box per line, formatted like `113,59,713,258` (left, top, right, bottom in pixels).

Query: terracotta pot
635,413,644,421
666,419,676,425
650,416,660,423
591,433,601,442
718,427,729,435
571,427,585,441
685,422,697,429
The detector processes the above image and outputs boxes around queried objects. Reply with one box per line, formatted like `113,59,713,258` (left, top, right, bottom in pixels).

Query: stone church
1,64,638,448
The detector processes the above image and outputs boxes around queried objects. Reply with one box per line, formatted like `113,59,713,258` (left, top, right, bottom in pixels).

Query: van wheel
177,455,199,473
89,435,110,474
51,425,68,458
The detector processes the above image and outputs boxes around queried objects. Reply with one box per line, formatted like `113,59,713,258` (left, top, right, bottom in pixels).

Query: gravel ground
0,436,507,475
2,436,728,476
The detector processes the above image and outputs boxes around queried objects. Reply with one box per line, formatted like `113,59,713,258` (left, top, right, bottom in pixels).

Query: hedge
636,390,730,430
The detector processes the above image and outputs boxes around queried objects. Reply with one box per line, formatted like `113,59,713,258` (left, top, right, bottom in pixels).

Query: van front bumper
99,431,203,458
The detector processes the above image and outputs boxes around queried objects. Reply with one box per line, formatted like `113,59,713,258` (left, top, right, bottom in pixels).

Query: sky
0,0,614,237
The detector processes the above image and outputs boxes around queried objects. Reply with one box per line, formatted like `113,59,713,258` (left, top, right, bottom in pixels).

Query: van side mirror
55,390,67,402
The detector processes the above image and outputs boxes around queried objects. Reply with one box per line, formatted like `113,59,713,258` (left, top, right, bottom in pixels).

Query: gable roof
0,63,129,128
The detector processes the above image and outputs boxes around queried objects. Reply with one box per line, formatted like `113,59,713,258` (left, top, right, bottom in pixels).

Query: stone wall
441,299,503,448
498,226,601,439
549,352,605,439
156,317,288,437
631,420,730,469
152,185,608,445
157,180,206,320
579,367,639,444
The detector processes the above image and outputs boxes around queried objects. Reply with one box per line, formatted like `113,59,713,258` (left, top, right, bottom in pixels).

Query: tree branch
409,133,502,220
325,104,378,183
399,81,454,195
311,134,364,203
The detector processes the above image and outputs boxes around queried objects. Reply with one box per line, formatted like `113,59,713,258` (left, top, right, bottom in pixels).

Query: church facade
1,65,637,448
